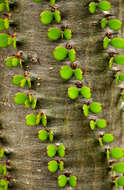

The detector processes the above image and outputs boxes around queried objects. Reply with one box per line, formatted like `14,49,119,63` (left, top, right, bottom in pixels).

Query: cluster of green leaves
68,86,91,100
0,0,9,12
101,18,122,31
90,119,107,130
0,165,7,177
0,33,16,48
48,27,72,40
14,93,37,109
32,0,56,6
25,112,47,126
48,160,64,173
38,129,54,142
0,179,8,190
115,73,124,85
0,148,5,159
58,175,77,188
40,9,61,25
60,65,83,81
53,46,76,62
103,37,124,49
12,75,31,88
89,1,111,14
47,144,65,158
5,56,22,68
0,17,9,31
83,102,102,117
109,55,124,70
98,133,114,147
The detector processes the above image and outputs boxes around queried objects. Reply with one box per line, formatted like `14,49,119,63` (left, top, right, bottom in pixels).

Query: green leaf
49,0,55,6
5,0,10,11
114,163,124,173
59,160,64,171
58,175,67,187
53,46,68,61
63,29,72,40
41,113,47,127
115,75,119,85
103,36,109,49
13,36,16,48
68,86,79,100
0,148,4,158
80,86,92,99
38,129,48,141
69,176,77,187
24,99,31,108
89,2,96,14
48,160,58,173
90,120,96,130
89,102,102,114
0,3,5,12
101,18,107,29
40,10,53,24
119,73,124,82
74,68,83,81
68,48,76,62
27,77,31,88
60,65,73,80
96,119,107,129
0,19,4,30
109,57,114,70
98,1,111,11
110,38,124,49
47,144,56,158
118,176,124,186
32,98,37,109
20,79,27,88
108,19,122,31
48,27,61,40
3,165,7,176
102,133,114,143
57,144,65,157
35,112,42,125
0,33,11,48
82,104,89,117
110,147,124,159
4,17,9,30
12,75,25,85
54,10,61,24
49,130,54,142
14,93,28,105
12,57,20,67
25,114,37,126
114,55,124,65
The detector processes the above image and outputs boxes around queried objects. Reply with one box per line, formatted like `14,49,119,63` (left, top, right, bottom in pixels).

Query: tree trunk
0,0,124,190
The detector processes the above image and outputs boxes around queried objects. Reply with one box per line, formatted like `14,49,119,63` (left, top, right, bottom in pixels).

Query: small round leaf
41,113,47,127
118,176,124,186
74,68,83,81
108,19,122,31
60,65,73,80
48,160,58,173
114,163,124,173
53,46,68,61
102,133,114,143
57,144,65,157
59,160,64,171
48,27,61,40
89,102,102,114
98,1,111,11
101,18,107,29
83,104,89,117
12,75,25,85
89,2,96,14
40,10,53,24
14,93,27,105
38,130,48,141
47,144,56,158
68,86,79,100
54,10,61,24
110,38,124,49
63,29,72,40
25,114,37,126
103,36,109,49
58,175,67,187
49,130,54,142
90,120,96,130
80,86,91,99
110,147,124,159
68,48,76,62
69,176,77,187
114,55,124,65
96,119,107,129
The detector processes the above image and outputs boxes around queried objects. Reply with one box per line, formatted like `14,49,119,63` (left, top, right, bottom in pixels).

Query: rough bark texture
0,0,124,190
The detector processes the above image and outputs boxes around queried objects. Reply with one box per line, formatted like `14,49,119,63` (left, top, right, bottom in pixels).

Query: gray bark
0,0,124,190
